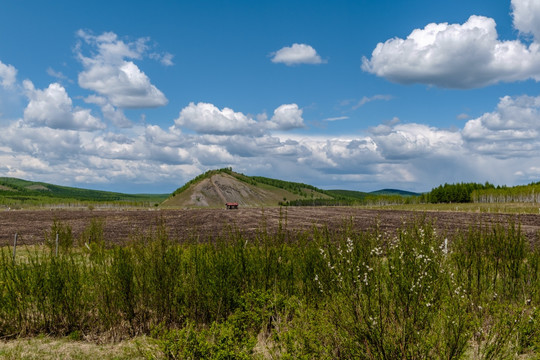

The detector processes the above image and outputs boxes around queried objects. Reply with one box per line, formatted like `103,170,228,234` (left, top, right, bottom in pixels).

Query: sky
1,0,540,194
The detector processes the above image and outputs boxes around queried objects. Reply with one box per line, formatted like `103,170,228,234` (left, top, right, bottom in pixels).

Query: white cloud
353,94,393,109
0,60,17,88
362,15,540,88
192,144,235,165
23,80,105,131
0,120,82,160
267,103,305,130
145,124,184,147
174,102,305,135
271,43,325,65
175,102,260,135
150,52,174,66
371,123,463,160
84,95,132,128
296,137,380,172
47,67,69,82
462,94,540,157
0,100,535,193
324,116,349,121
76,30,168,108
512,0,540,40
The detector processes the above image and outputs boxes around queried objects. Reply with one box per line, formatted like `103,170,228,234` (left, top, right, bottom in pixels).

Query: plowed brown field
1,207,540,246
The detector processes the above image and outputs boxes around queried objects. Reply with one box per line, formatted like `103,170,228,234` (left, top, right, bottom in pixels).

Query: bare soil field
1,207,540,246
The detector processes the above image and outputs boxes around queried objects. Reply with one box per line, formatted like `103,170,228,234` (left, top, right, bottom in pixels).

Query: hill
369,189,420,197
0,177,168,207
327,189,368,200
161,168,422,208
161,168,333,208
0,171,421,208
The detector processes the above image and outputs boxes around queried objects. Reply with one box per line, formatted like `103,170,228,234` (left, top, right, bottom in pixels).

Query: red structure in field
225,202,238,209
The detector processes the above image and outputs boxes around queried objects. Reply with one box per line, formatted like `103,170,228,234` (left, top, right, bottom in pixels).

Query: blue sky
1,0,540,193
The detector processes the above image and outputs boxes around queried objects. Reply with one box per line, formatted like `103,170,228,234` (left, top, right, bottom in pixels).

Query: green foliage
153,291,278,359
79,217,105,247
0,177,167,208
248,175,332,198
1,215,539,358
171,168,234,196
422,182,496,203
44,219,74,254
326,189,369,200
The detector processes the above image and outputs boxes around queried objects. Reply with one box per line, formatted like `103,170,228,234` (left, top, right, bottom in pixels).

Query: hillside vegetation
0,177,167,208
10,170,540,210
162,168,422,208
161,168,333,208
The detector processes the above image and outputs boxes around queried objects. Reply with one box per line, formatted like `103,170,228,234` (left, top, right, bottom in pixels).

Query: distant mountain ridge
369,189,420,197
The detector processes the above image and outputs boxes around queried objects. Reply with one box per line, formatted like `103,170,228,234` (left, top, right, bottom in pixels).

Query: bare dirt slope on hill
1,207,540,246
161,173,312,208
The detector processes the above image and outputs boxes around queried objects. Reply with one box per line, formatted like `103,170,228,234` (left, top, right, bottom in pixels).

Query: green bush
0,215,539,358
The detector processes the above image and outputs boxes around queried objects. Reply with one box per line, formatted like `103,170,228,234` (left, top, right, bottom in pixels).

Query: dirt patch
1,207,539,246
26,184,50,191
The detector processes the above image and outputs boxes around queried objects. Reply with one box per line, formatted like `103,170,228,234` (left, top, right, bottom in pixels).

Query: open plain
2,206,540,246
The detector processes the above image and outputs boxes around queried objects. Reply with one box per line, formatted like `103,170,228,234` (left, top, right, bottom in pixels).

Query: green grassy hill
0,177,168,207
161,168,333,208
327,189,369,200
162,168,419,208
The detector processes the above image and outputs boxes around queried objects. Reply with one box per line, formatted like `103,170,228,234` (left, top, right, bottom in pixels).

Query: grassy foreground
1,214,540,359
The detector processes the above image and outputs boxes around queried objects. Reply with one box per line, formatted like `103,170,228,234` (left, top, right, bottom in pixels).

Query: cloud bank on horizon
0,0,540,193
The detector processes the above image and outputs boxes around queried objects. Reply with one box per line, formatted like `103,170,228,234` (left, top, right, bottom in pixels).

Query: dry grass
370,202,540,214
0,336,160,360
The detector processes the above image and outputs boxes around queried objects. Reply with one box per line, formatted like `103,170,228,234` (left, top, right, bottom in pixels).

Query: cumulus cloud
175,102,305,135
362,15,540,88
0,60,17,88
295,136,380,172
3,92,540,193
0,120,82,160
23,80,104,131
271,43,325,65
512,0,540,40
84,95,131,128
371,123,463,160
76,30,168,108
267,103,305,130
175,102,260,135
462,94,540,157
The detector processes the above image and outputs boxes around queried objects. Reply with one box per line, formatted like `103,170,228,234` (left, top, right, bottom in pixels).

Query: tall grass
0,214,539,358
